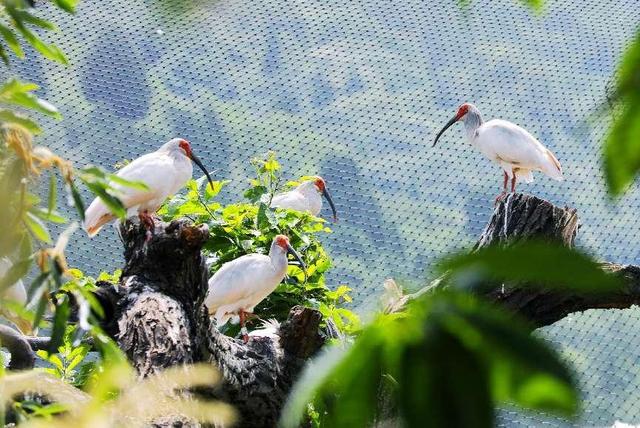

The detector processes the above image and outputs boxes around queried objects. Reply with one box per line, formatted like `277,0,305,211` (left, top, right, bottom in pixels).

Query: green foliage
76,166,149,220
0,0,76,65
604,31,640,195
438,240,621,293
282,291,578,428
36,326,93,387
280,238,619,427
159,154,359,334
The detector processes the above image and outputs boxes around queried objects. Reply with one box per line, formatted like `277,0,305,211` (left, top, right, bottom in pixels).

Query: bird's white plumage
473,119,563,182
271,181,322,215
83,139,193,236
0,257,27,305
205,240,289,326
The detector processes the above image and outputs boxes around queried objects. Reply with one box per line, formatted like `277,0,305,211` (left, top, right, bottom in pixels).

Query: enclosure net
3,0,640,425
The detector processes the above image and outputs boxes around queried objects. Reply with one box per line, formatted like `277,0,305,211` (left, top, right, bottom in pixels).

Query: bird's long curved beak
322,188,338,222
432,115,459,147
286,243,307,280
191,152,215,190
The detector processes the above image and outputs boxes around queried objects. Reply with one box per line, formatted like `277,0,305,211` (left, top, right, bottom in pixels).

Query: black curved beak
433,115,459,147
191,152,215,190
322,188,338,222
287,243,307,281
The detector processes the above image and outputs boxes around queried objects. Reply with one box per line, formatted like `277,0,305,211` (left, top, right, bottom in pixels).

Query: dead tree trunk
419,193,640,329
99,219,325,428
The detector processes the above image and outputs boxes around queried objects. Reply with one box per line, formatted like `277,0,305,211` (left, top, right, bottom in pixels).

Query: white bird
433,103,563,198
270,177,338,221
83,138,214,237
205,235,306,343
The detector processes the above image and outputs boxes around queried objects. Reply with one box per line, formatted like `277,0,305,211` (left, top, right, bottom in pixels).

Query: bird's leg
239,310,250,343
138,210,155,242
495,172,509,203
511,174,517,193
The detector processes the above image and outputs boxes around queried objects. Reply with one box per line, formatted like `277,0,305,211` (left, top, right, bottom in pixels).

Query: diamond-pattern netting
2,0,640,425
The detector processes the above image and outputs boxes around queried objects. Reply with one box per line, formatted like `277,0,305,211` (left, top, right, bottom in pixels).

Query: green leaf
0,79,62,119
48,174,57,214
604,32,640,195
53,0,79,13
10,20,68,64
106,173,149,191
440,293,578,415
257,202,277,230
11,10,58,31
32,283,50,329
24,211,52,243
0,108,42,134
48,295,71,353
68,181,86,221
399,327,494,428
30,206,67,224
82,181,126,219
244,185,268,203
0,23,25,58
438,241,621,293
0,257,31,294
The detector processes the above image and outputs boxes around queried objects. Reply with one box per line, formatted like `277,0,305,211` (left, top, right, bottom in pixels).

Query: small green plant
159,153,359,334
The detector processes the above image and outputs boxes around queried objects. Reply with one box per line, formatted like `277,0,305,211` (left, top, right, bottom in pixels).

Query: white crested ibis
271,177,338,221
205,235,306,343
83,138,214,237
433,103,563,198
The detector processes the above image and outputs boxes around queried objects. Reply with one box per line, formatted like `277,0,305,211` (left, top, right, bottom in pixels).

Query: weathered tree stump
102,218,325,427
417,193,640,329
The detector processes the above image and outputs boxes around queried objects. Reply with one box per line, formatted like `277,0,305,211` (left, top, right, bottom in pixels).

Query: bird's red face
455,103,470,120
275,235,290,250
178,139,192,158
314,177,326,192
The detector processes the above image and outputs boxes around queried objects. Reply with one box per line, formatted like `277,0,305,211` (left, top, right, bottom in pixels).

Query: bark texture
110,219,325,427
459,193,639,328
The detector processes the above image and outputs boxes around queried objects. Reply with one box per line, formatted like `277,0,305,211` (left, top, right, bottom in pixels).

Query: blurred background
2,0,639,425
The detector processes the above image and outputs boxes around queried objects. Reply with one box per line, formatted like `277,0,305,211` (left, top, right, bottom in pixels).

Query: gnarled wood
110,218,325,427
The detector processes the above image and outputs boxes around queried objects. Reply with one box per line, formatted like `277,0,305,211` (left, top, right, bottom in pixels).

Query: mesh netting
3,0,640,425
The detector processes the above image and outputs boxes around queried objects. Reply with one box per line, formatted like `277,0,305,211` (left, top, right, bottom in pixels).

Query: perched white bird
205,235,306,342
83,138,214,237
270,177,338,221
433,103,563,198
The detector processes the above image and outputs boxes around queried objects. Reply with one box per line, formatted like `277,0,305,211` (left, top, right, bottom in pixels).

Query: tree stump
96,218,325,427
461,193,640,328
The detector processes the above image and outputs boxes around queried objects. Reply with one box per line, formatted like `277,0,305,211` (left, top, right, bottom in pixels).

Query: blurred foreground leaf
604,31,640,195
438,241,620,292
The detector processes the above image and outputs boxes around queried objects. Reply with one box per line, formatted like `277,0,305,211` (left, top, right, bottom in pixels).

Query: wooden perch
420,193,640,329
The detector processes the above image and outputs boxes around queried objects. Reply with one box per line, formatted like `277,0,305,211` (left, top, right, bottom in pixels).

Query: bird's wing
478,120,562,179
84,153,179,236
205,255,276,312
271,191,309,212
110,153,177,206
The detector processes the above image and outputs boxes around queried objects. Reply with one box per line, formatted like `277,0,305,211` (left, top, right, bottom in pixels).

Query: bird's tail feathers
83,201,116,237
543,149,563,181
